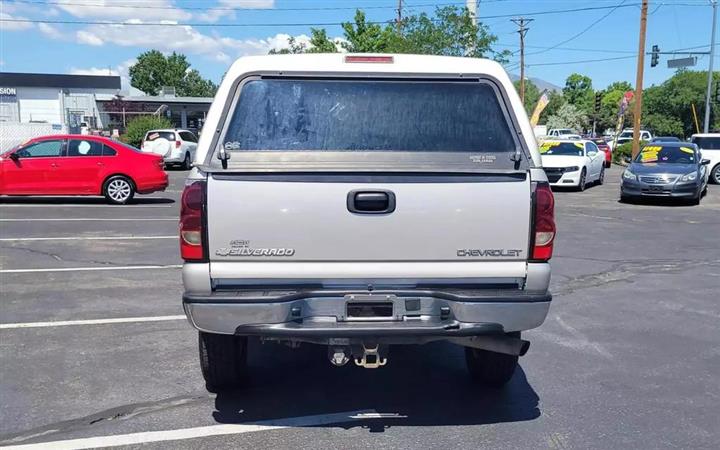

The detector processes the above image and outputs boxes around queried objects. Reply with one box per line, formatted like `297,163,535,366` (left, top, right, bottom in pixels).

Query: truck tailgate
207,174,531,280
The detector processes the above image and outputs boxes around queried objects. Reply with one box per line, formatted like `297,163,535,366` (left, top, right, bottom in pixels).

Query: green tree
563,73,594,115
268,7,508,61
394,6,510,61
642,70,720,137
513,79,540,116
129,50,217,97
120,115,172,148
341,10,396,53
596,81,633,133
269,28,338,54
539,91,565,125
545,103,589,132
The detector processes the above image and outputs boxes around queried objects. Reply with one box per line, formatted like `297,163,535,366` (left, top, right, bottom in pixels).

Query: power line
510,17,533,103
4,0,473,12
525,0,629,57
4,2,703,27
524,43,717,66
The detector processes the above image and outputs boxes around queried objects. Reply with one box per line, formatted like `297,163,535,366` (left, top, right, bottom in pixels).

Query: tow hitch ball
328,344,388,369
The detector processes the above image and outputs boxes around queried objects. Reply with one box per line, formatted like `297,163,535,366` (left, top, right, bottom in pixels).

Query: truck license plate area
347,302,394,319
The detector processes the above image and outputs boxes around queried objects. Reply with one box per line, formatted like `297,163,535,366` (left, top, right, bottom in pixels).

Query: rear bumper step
183,291,551,336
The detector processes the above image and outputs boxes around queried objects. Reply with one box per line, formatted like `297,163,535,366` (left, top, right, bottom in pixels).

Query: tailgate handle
347,190,396,214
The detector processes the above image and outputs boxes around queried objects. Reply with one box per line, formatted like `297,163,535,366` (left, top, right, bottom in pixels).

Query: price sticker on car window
539,141,560,154
148,133,160,141
680,147,694,154
640,146,661,162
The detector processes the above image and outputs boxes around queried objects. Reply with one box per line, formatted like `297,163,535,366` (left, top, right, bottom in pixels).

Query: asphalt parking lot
1,167,719,449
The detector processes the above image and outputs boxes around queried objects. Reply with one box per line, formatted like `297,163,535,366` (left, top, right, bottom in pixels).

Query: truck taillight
531,183,555,261
180,181,206,261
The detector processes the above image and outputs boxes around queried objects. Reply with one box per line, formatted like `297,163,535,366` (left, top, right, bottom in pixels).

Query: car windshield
540,142,584,156
691,136,720,149
653,137,680,142
635,145,696,164
619,131,633,138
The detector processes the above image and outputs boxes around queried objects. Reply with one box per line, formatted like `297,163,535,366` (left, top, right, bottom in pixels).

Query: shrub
613,140,647,164
121,115,172,148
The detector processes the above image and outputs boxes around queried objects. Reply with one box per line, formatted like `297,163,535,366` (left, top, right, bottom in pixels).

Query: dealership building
0,72,213,150
0,72,122,132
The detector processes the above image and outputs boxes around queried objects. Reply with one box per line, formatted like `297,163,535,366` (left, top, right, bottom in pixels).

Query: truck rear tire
198,332,247,392
465,332,520,387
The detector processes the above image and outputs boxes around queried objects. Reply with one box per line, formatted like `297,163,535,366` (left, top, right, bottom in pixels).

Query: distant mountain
509,74,562,93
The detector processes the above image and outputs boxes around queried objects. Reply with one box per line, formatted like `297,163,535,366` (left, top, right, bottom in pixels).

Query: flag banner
530,90,550,127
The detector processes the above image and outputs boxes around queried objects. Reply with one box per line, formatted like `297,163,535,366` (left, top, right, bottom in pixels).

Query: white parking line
0,265,182,274
0,236,176,242
0,315,187,329
1,410,375,449
0,204,174,208
0,218,177,222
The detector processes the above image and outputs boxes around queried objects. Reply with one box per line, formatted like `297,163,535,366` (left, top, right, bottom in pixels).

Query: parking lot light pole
703,0,718,133
632,0,649,159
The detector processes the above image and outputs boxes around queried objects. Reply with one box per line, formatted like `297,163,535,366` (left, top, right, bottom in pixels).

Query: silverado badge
216,240,295,257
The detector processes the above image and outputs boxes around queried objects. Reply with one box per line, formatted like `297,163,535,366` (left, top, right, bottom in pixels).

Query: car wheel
577,169,587,192
597,167,605,185
199,332,247,393
465,331,520,387
711,164,720,185
182,152,192,170
103,176,135,205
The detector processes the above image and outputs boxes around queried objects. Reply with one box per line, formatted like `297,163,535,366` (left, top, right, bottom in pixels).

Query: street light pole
703,0,718,133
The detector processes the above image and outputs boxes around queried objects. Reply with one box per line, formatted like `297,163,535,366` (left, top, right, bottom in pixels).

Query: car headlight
565,166,580,172
622,169,636,180
680,172,697,182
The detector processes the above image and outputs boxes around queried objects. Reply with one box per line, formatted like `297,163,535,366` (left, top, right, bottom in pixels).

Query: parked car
591,138,612,168
141,129,197,169
181,53,555,391
540,140,605,191
690,133,720,184
609,128,653,150
0,135,167,204
547,128,576,138
620,143,709,204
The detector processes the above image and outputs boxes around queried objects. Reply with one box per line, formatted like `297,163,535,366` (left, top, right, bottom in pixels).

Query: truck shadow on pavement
213,340,540,431
0,196,175,205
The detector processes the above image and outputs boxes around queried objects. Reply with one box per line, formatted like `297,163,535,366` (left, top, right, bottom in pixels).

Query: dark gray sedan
620,143,710,204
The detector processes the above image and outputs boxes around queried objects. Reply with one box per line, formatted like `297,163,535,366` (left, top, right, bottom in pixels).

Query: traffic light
594,93,602,113
651,45,660,67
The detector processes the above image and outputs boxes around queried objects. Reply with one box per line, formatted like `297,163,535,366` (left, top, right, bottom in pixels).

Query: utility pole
511,17,533,104
397,0,403,32
631,0,649,159
467,0,477,26
703,0,718,133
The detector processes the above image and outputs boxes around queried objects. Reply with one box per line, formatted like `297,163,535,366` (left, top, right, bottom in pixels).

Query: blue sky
0,0,716,92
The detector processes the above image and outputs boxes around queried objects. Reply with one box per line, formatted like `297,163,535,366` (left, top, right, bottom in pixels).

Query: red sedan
0,135,168,204
592,138,612,168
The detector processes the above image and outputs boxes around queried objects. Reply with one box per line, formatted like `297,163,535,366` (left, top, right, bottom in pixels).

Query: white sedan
540,140,606,191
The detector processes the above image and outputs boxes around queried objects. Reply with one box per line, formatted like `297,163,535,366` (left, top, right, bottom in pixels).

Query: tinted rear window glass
222,79,516,153
691,136,720,149
145,131,175,142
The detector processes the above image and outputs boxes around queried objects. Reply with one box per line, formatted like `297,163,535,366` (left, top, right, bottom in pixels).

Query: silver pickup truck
181,54,555,392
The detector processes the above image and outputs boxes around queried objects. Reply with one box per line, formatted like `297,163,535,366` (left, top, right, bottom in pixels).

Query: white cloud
56,0,191,22
198,0,276,23
38,23,63,39
0,12,33,31
77,30,104,46
70,59,136,92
